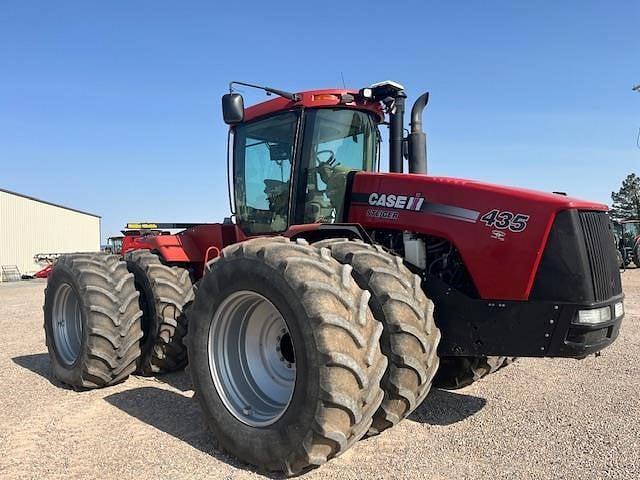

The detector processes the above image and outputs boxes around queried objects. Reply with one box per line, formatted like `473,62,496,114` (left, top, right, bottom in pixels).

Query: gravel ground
0,271,638,480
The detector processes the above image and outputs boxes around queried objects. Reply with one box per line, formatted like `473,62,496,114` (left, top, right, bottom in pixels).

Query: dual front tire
187,238,389,475
314,238,441,435
187,237,441,474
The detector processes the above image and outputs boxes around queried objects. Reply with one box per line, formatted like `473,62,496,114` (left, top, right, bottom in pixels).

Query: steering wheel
315,149,338,168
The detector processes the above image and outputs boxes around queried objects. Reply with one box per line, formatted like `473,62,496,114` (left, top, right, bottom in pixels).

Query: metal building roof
0,188,101,218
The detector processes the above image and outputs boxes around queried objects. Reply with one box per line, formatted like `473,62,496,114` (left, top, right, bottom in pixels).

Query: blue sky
1,1,638,240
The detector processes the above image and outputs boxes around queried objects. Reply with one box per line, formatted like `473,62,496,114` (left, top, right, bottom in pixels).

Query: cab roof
243,89,385,123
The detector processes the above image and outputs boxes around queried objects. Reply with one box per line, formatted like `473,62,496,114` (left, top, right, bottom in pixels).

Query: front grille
579,211,622,301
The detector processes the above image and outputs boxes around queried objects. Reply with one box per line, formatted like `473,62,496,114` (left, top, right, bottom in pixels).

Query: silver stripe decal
422,203,480,223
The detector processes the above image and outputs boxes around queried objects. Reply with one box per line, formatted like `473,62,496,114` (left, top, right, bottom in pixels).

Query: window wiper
229,81,300,102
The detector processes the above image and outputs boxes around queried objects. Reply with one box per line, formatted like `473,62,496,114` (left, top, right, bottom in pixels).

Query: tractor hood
347,172,610,301
350,173,607,213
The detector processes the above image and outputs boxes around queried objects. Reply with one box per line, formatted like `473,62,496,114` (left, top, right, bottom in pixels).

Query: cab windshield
299,108,378,223
232,108,378,234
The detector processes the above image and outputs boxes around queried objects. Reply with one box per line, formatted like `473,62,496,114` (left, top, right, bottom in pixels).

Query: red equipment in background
34,264,53,278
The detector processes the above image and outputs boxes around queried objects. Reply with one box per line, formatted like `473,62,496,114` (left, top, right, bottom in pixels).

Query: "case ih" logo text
368,193,425,211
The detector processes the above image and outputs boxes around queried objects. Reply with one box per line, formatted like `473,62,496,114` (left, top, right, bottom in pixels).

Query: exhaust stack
408,92,429,174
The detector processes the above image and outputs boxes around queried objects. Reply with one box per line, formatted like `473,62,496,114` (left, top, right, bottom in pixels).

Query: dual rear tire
124,250,194,375
44,251,194,388
44,254,143,388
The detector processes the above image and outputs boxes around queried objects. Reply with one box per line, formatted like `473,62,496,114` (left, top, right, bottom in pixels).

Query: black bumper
425,276,624,359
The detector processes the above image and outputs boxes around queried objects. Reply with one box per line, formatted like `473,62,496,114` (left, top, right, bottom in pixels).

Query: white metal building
0,188,100,280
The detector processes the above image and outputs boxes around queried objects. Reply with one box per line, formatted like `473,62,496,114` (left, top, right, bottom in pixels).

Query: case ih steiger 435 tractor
44,81,624,475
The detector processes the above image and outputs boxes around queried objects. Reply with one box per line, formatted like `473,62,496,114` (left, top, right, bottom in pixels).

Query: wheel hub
208,291,296,427
52,283,83,365
278,332,295,365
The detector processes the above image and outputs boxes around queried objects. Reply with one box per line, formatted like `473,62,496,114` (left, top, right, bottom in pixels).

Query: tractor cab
103,235,124,254
222,82,402,235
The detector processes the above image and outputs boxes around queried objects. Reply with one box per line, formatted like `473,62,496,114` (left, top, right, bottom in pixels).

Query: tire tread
124,250,194,375
45,253,143,389
314,238,441,436
188,237,387,475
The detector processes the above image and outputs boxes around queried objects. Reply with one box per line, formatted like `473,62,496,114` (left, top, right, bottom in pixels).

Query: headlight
614,302,624,319
574,306,612,325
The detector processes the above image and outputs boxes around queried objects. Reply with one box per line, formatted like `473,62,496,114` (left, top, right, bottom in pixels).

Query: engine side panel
347,172,608,301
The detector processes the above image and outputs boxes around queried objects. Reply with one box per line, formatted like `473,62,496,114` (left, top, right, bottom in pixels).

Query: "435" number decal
480,209,530,232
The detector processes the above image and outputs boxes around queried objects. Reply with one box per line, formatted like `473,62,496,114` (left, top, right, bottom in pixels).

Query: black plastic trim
288,223,372,244
531,209,622,303
341,170,358,222
530,210,595,303
425,274,624,359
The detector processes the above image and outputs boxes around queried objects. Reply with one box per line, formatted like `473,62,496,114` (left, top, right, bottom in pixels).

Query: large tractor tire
187,237,387,475
314,239,440,436
43,253,143,388
433,356,517,390
124,250,194,375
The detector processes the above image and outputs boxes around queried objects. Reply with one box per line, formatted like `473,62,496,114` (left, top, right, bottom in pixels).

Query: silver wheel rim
52,283,83,365
208,290,296,427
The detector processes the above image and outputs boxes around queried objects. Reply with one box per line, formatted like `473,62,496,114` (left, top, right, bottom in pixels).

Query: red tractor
43,81,624,475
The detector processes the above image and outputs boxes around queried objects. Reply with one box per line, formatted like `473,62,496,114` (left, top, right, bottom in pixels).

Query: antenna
633,84,640,149
340,72,346,89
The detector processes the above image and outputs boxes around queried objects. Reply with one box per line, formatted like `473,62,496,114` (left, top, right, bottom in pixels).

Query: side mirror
222,93,244,124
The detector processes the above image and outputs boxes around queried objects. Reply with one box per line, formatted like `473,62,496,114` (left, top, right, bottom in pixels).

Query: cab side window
233,112,298,234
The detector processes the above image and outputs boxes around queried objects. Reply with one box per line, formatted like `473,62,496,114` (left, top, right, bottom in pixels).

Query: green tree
611,173,640,220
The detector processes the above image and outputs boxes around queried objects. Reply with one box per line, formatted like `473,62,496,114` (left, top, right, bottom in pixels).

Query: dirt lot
0,271,638,480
